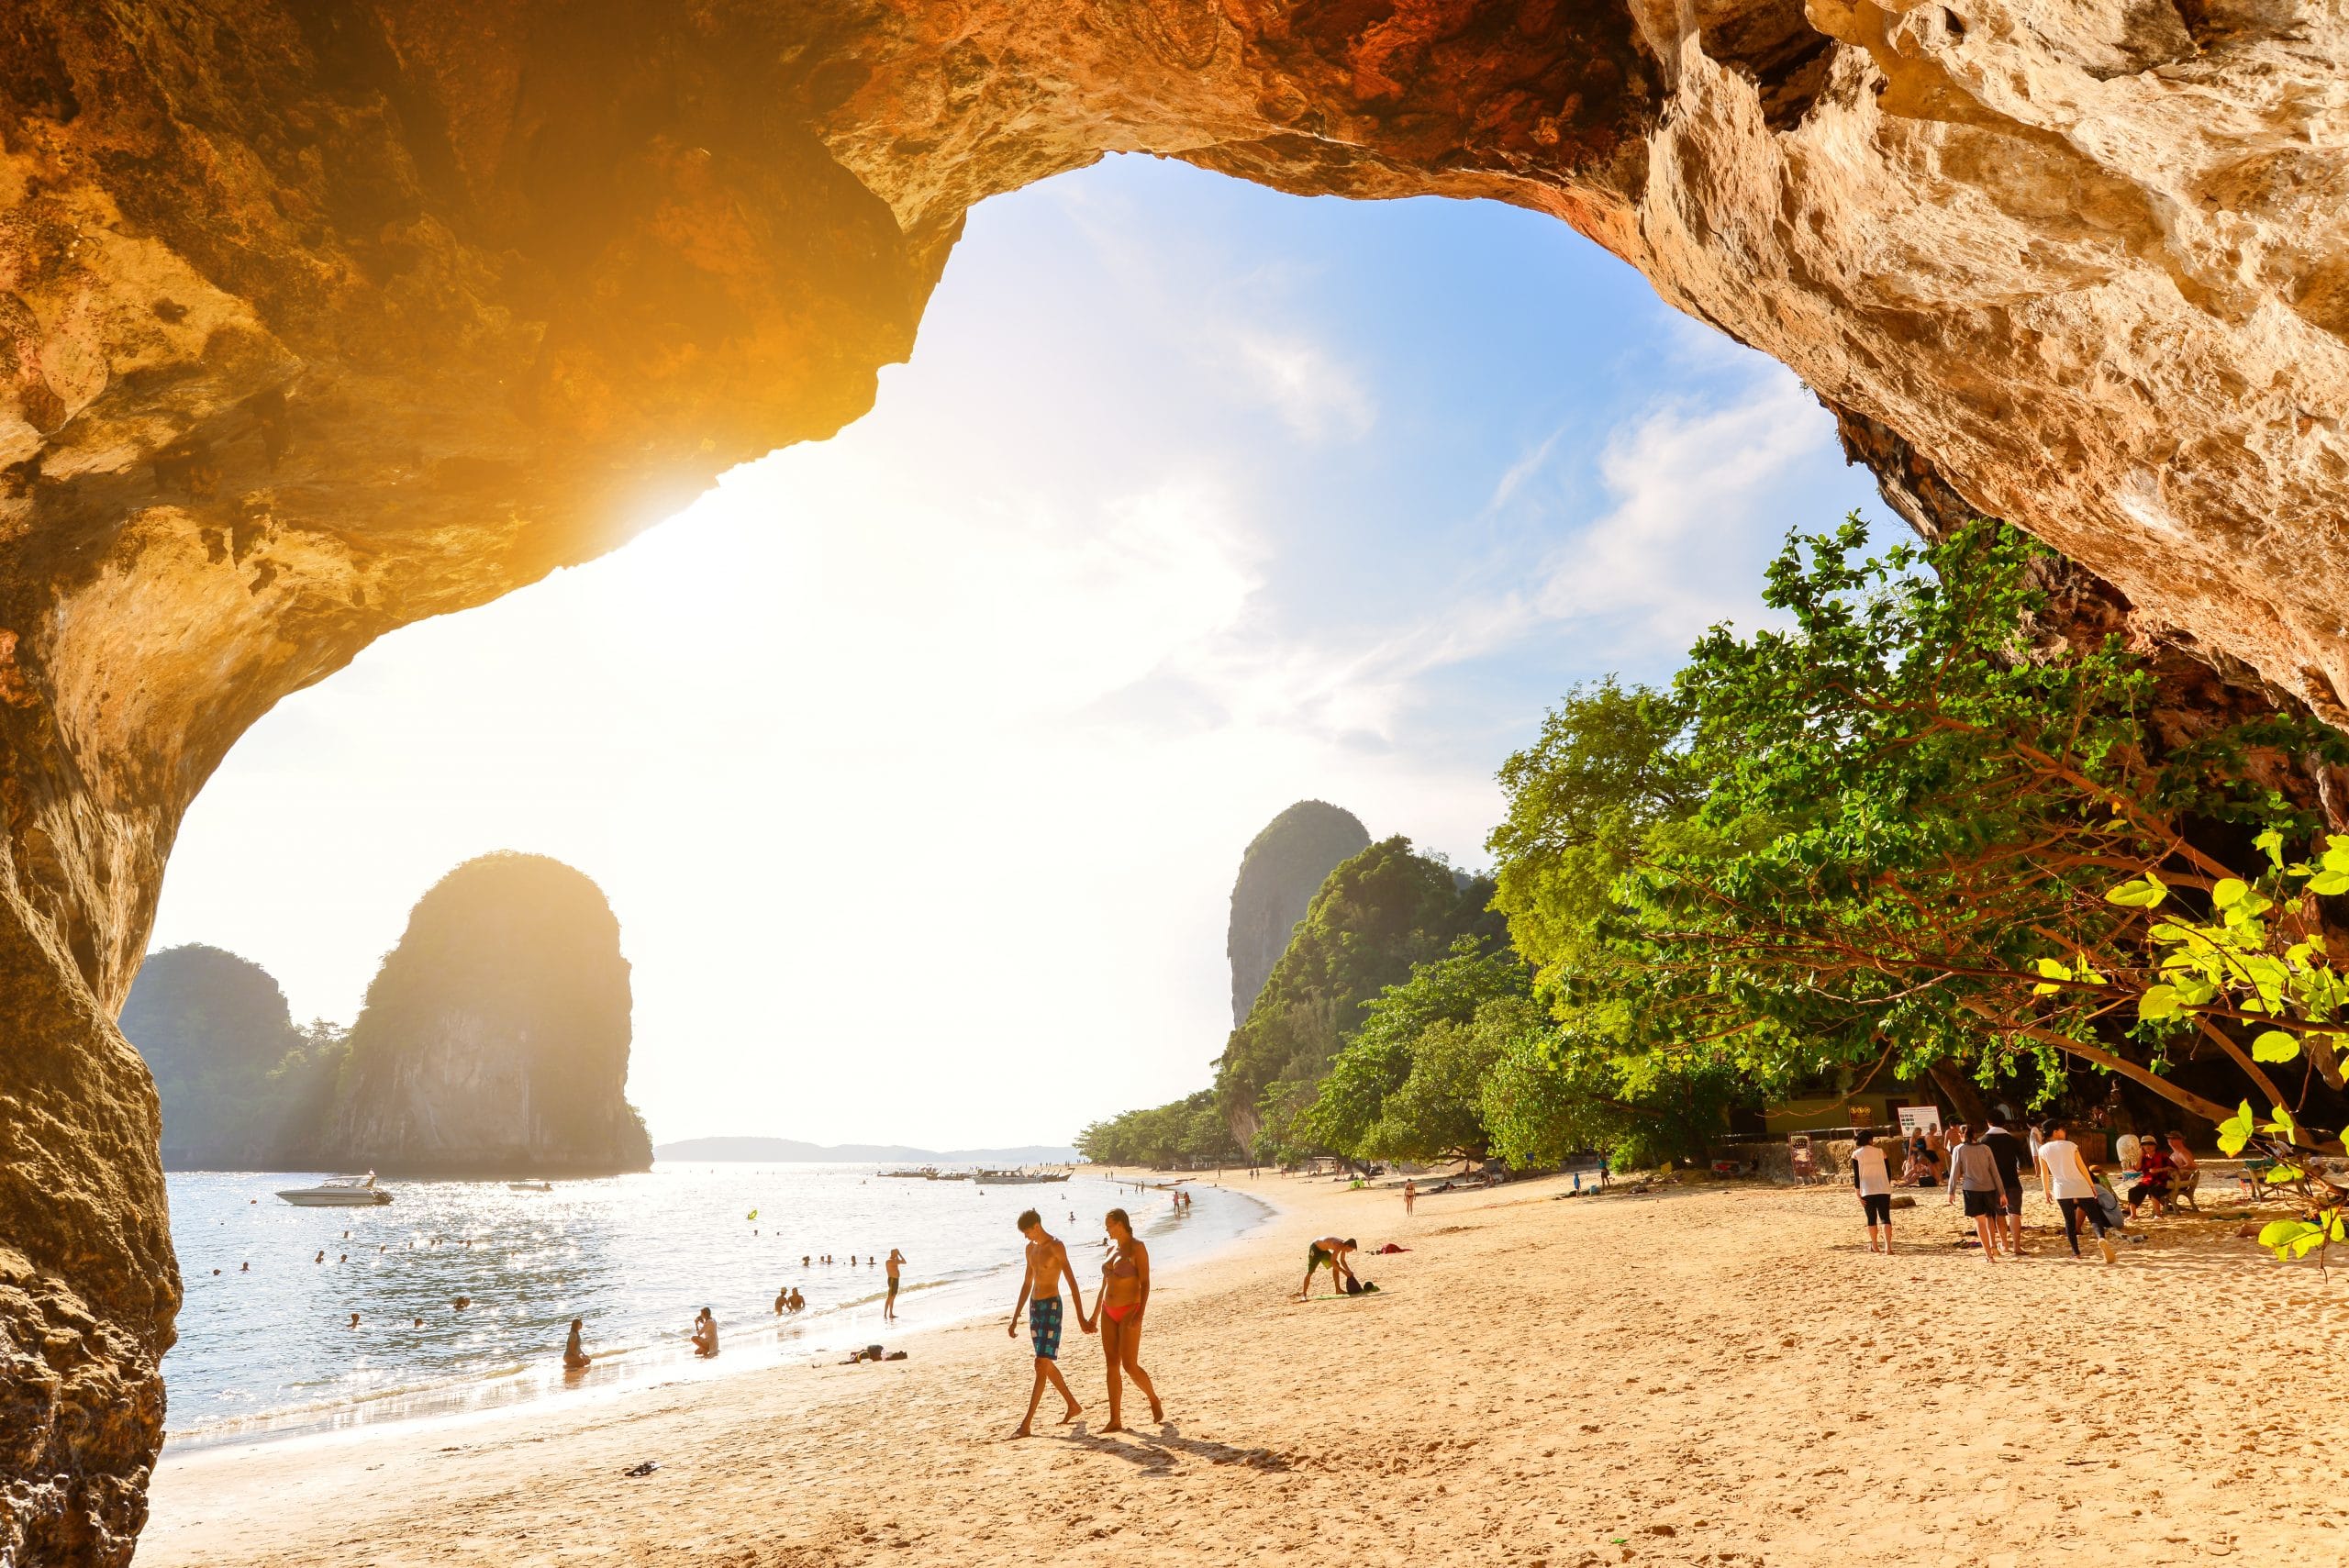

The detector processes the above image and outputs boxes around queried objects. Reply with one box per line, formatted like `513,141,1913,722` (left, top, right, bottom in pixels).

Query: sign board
1896,1105,1943,1140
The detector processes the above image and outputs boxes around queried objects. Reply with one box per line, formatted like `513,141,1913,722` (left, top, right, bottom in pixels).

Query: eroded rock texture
1228,801,1371,1026
6,0,2349,1556
322,854,651,1178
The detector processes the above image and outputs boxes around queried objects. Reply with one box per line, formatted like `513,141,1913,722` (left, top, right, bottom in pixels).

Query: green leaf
2252,1029,2302,1062
2212,878,2249,908
2136,984,2182,1021
2259,1219,2317,1249
2255,828,2286,868
2035,957,2072,981
2310,870,2349,896
2324,845,2349,874
2269,1164,2306,1184
2217,1100,2255,1156
2105,874,2168,909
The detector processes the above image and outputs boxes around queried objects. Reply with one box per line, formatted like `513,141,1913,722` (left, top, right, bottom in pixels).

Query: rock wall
319,854,651,1179
1228,801,1372,1026
6,0,2349,1556
118,944,312,1169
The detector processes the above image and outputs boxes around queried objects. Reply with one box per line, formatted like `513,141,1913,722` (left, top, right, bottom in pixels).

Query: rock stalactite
6,0,2349,1556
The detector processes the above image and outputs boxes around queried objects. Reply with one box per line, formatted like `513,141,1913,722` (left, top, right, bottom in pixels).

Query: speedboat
975,1168,1070,1184
507,1181,552,1193
275,1173,393,1207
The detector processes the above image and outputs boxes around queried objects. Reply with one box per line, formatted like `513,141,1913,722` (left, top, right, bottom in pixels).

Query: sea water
161,1163,1267,1448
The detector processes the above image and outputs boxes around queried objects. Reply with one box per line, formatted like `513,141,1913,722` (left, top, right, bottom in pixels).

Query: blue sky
147,155,1895,1149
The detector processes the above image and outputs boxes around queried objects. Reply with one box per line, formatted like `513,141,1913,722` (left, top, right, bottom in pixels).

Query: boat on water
926,1170,974,1182
275,1173,394,1207
881,1167,935,1179
974,1168,1070,1185
507,1181,553,1193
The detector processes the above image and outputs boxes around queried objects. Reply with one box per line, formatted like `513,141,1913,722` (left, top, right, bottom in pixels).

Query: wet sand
144,1169,2340,1566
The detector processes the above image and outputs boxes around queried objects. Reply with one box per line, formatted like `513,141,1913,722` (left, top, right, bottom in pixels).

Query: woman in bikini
1092,1207,1163,1431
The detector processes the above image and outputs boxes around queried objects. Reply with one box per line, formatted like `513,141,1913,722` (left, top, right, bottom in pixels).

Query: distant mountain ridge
653,1136,1080,1164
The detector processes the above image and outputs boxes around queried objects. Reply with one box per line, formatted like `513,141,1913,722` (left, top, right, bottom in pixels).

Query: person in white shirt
1850,1129,1896,1254
2037,1119,2118,1264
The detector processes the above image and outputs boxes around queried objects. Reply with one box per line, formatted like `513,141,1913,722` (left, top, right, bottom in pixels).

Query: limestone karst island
5,4,2347,1565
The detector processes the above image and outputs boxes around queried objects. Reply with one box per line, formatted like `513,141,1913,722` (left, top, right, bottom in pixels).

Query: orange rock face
2,0,2345,1555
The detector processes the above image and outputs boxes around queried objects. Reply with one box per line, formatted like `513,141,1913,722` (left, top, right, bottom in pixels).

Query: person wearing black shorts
1850,1129,1896,1253
1945,1123,2005,1263
1981,1119,2029,1256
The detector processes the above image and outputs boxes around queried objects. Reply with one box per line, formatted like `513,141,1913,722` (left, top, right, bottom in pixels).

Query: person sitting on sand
1007,1207,1093,1438
1091,1207,1163,1430
1297,1236,1359,1298
690,1307,719,1358
885,1249,905,1322
1850,1129,1894,1255
564,1318,592,1370
2127,1136,2174,1219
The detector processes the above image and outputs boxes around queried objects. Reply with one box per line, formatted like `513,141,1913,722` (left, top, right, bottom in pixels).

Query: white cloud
1535,364,1831,646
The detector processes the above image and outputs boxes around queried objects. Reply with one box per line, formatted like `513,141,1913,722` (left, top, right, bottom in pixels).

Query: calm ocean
161,1162,1267,1448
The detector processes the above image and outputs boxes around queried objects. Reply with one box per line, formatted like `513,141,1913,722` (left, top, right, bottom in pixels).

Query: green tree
1362,995,1542,1163
1215,837,1507,1141
1302,939,1531,1160
1606,517,2345,1130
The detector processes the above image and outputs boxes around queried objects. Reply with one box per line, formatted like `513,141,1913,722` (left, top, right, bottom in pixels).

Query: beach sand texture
144,1172,2333,1566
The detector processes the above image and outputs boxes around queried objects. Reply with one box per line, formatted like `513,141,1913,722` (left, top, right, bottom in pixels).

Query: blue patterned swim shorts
1029,1296,1063,1361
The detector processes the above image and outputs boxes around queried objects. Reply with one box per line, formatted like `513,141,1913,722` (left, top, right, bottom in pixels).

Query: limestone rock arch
4,1,2346,1555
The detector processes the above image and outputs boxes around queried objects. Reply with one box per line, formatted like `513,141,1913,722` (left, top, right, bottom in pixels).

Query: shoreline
161,1170,1273,1455
148,1167,2335,1567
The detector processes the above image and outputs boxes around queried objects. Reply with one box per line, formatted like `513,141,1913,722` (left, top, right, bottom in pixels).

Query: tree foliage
1076,1090,1244,1169
1214,836,1506,1139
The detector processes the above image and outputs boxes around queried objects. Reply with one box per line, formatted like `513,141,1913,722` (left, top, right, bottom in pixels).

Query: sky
145,154,1895,1151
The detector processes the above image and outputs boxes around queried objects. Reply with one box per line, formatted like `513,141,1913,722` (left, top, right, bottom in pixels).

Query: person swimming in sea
564,1318,592,1370
1093,1208,1163,1430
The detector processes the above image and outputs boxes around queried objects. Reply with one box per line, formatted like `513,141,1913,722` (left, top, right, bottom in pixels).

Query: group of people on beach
1005,1207,1161,1438
1852,1116,2199,1262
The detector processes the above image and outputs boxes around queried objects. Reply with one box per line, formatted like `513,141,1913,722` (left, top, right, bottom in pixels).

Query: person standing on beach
1980,1118,2029,1255
1007,1208,1092,1437
1403,1177,1417,1215
2037,1119,2117,1264
1944,1125,2004,1262
885,1249,905,1321
1850,1130,1894,1254
1095,1207,1163,1430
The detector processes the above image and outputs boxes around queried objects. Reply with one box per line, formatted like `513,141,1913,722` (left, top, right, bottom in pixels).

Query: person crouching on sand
1094,1207,1163,1430
563,1318,592,1371
1297,1237,1359,1297
1850,1129,1894,1254
689,1307,718,1357
1008,1207,1092,1438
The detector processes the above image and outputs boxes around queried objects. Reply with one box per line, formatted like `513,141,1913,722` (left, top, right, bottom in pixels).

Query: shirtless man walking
1007,1208,1093,1437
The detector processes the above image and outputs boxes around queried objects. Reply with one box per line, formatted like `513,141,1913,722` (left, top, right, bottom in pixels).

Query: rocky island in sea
122,852,651,1178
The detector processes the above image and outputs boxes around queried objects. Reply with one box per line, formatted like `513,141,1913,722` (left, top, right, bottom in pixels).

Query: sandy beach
144,1169,2339,1567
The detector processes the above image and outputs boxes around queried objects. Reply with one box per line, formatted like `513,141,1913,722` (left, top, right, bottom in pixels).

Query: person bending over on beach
564,1318,592,1370
1849,1129,1894,1254
1297,1237,1359,1297
1094,1207,1163,1430
1944,1125,2004,1262
885,1249,905,1321
2037,1119,2117,1264
1007,1207,1092,1437
689,1307,719,1358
